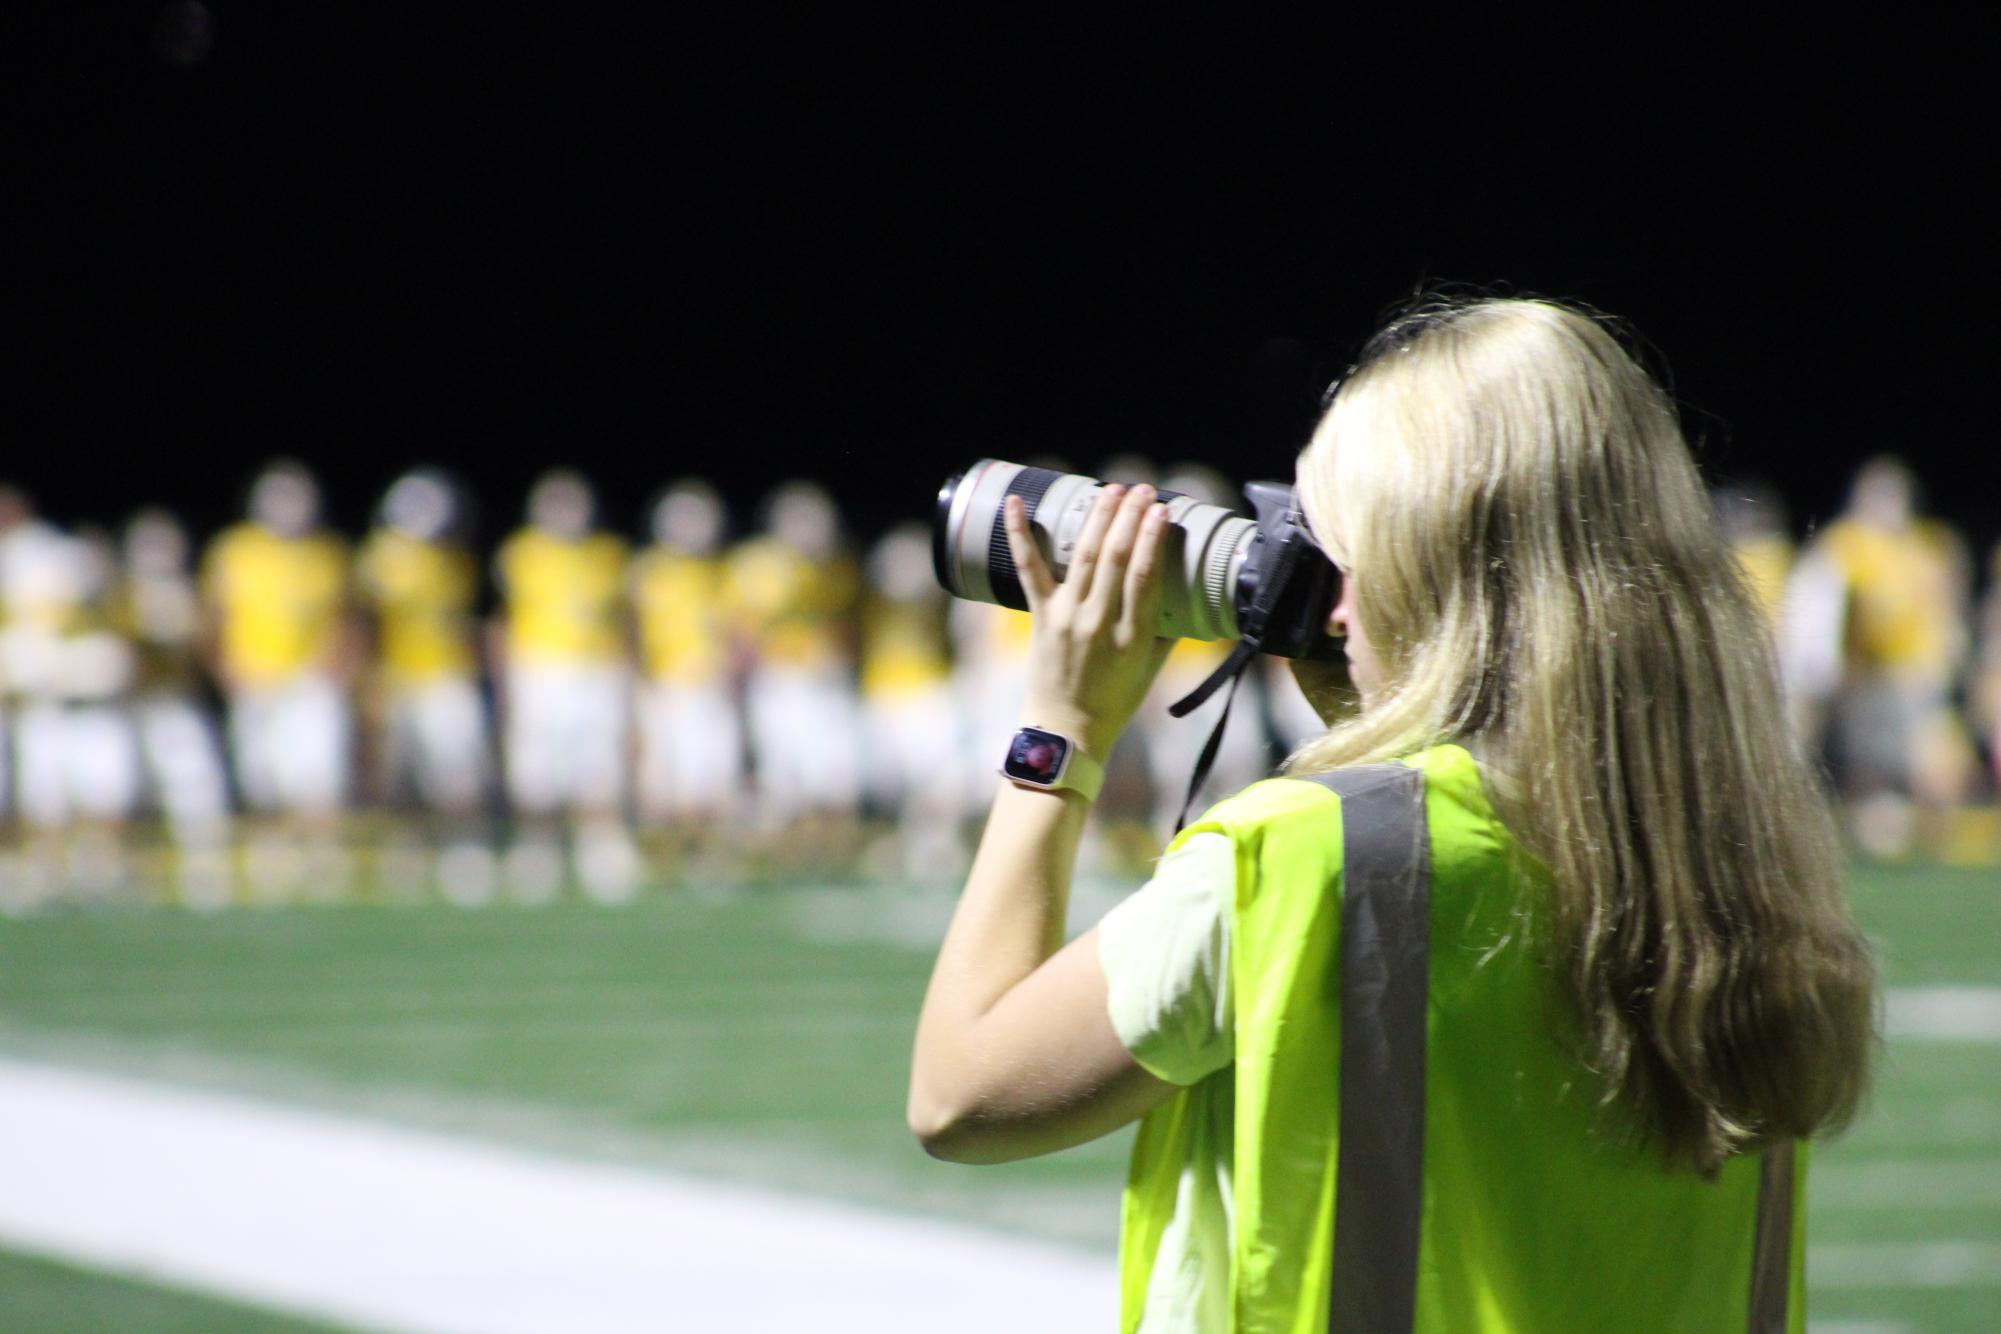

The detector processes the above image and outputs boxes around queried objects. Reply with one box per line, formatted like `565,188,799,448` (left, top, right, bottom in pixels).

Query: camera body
932,459,1340,660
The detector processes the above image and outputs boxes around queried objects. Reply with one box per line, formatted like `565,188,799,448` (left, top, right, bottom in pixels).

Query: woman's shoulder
1237,743,1486,805
1191,744,1508,854
1181,774,1344,837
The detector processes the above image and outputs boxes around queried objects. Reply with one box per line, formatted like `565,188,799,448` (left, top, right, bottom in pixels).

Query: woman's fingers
1063,484,1125,604
1118,501,1171,638
1086,484,1156,622
1003,496,1058,608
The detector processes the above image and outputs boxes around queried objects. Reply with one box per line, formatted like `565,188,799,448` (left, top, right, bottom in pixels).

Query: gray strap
1748,1144,1796,1332
1302,764,1431,1334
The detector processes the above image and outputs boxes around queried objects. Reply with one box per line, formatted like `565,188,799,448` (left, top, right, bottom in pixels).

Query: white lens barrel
935,459,1253,643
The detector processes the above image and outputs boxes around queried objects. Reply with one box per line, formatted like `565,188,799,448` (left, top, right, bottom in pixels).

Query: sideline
1883,985,2001,1042
0,1057,1116,1333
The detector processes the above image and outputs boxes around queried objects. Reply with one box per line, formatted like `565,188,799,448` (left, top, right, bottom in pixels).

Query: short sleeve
1096,831,1235,1086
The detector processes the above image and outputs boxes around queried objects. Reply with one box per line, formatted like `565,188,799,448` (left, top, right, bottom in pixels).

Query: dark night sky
14,8,1996,558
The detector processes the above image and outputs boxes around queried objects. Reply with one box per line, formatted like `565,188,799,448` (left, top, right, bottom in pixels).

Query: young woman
908,296,1876,1332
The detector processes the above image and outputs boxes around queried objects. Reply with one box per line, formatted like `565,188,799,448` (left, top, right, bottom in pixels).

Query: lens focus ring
986,467,1061,610
1203,526,1240,636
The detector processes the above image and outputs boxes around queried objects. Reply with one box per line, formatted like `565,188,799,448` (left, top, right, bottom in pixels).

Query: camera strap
1167,637,1258,833
1163,487,1332,832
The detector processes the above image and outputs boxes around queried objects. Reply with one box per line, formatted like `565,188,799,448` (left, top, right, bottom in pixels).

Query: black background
14,7,1995,558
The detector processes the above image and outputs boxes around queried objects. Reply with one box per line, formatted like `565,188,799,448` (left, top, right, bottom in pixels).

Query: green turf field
0,863,1996,1330
0,1248,348,1333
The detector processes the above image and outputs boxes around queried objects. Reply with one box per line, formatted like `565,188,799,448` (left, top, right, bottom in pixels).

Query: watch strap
1001,727,1105,801
1054,740,1104,801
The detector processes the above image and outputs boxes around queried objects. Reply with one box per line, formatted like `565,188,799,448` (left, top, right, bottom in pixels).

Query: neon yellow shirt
1114,747,1807,1332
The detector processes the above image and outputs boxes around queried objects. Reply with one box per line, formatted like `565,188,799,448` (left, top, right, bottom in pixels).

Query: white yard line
0,1057,1115,1334
1,984,1992,1331
1884,985,2001,1042
1811,1158,2001,1210
1807,1242,2001,1288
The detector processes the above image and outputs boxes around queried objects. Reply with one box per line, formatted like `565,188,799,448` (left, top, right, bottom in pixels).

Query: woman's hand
1006,483,1176,760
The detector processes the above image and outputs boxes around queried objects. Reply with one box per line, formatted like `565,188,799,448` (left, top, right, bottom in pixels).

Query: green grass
0,1247,348,1332
0,863,1996,1329
1798,865,2001,1332
0,885,1132,1247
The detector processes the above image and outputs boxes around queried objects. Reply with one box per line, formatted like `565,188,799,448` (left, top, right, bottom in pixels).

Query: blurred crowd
1734,457,2001,860
0,453,1996,910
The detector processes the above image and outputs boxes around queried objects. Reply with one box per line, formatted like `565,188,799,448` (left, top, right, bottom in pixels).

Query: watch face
1003,727,1069,786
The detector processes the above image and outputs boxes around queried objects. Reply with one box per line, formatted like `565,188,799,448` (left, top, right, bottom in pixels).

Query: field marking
1808,1242,2001,1288
1884,986,2001,1042
0,1057,1116,1334
1812,1159,2001,1210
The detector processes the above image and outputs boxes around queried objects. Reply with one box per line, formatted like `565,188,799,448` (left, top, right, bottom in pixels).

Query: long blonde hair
1290,296,1875,1173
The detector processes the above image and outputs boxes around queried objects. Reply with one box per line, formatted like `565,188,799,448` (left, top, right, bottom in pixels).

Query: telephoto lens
931,459,1341,659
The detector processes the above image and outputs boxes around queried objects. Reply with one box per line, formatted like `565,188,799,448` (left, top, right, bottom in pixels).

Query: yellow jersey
202,523,349,685
962,602,1033,661
357,529,478,684
118,573,204,692
1975,545,2001,733
630,547,730,685
1,567,78,641
726,537,857,670
861,593,950,695
1731,533,1793,625
1158,633,1232,684
495,528,628,665
1819,517,1965,681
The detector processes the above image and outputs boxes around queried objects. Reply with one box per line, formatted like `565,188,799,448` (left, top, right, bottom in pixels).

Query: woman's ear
1324,567,1352,639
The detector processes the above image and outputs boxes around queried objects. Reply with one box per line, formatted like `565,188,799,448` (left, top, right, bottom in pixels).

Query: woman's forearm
908,781,1090,1129
910,483,1174,1153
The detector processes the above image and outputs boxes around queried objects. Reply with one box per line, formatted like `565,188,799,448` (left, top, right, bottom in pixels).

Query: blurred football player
1975,542,2001,791
4,525,140,902
950,599,1034,819
1099,453,1159,493
1715,480,1793,628
1137,464,1271,842
0,484,59,832
728,481,861,846
358,470,495,903
1785,457,1975,856
202,461,357,898
122,509,232,906
493,470,638,901
859,522,963,878
631,480,743,849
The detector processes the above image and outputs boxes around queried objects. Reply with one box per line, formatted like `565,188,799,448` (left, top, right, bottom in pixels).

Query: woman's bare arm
907,787,1173,1162
909,482,1178,1163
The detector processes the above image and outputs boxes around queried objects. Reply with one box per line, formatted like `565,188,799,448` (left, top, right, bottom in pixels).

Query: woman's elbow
907,1086,970,1161
906,1085,1010,1164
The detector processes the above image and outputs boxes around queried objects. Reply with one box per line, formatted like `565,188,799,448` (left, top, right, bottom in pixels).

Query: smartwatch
1000,727,1105,801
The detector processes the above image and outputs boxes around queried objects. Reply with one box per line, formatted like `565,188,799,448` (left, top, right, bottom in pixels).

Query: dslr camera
932,459,1340,660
